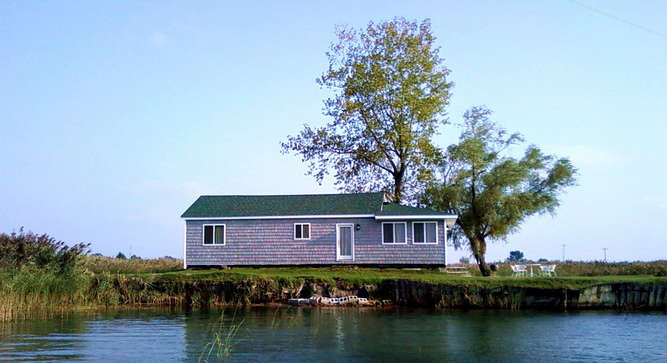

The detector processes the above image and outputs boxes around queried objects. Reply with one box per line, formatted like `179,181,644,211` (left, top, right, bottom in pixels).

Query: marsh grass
0,268,93,322
198,307,245,362
82,255,182,274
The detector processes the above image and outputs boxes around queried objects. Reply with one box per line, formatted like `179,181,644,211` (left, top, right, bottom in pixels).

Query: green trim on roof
377,203,452,216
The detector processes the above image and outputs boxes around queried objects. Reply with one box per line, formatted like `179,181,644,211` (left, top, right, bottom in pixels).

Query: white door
336,224,354,261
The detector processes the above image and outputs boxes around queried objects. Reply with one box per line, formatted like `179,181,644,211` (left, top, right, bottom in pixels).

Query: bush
0,228,89,274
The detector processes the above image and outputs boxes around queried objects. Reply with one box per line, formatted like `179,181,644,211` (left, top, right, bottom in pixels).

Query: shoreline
2,267,666,322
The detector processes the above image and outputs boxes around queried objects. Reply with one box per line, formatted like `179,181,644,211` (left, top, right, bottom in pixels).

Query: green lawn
132,267,667,290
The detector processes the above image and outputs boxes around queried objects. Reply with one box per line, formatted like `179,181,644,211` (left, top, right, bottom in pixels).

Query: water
1,307,665,362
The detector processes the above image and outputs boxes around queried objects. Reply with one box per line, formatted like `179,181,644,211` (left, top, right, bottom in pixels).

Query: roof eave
182,214,376,220
374,215,458,220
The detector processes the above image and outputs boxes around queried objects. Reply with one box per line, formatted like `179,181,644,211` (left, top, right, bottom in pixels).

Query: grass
137,266,667,290
82,255,182,273
198,308,245,362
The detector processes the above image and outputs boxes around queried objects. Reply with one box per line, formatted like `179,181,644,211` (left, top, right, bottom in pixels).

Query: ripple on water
0,309,665,362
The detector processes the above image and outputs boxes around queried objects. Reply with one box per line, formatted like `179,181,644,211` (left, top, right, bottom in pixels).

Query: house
180,192,457,268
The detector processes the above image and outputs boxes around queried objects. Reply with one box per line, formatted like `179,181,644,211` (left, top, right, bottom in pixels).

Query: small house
181,192,457,268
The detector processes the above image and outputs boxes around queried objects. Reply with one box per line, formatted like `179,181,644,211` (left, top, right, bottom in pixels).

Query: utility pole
603,248,608,262
562,244,566,262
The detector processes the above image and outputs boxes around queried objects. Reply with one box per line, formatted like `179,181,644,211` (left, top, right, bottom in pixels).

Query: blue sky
1,1,665,262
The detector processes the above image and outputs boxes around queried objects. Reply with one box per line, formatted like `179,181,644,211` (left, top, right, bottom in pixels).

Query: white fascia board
183,214,375,220
375,215,457,220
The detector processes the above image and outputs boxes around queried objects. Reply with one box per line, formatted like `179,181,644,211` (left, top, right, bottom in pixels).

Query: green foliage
425,107,577,275
459,257,470,264
508,250,525,262
116,252,127,259
0,228,89,274
282,18,452,202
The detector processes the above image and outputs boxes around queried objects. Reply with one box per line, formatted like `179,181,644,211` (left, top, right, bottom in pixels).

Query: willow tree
424,107,577,276
281,18,452,202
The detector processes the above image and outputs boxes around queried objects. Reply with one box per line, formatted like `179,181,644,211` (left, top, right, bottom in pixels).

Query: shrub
0,228,89,274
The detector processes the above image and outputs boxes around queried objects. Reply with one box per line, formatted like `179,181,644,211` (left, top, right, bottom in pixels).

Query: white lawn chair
539,264,557,277
511,264,527,277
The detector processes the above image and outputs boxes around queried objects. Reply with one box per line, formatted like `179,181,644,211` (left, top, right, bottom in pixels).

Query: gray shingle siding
185,218,446,266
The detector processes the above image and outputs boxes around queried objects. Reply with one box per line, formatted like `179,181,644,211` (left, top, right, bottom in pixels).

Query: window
413,222,437,244
294,223,310,240
203,224,225,245
382,222,406,244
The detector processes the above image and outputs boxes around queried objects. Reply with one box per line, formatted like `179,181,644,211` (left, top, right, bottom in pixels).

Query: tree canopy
424,107,577,275
282,18,452,202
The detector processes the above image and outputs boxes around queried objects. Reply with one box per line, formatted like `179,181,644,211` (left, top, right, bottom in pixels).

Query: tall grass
0,268,93,321
198,308,245,362
82,255,182,274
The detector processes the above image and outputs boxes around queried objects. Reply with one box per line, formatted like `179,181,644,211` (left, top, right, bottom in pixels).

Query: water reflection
1,307,665,362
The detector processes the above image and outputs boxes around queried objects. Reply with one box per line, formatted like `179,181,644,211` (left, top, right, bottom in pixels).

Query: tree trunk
473,251,491,276
470,237,491,276
392,171,404,203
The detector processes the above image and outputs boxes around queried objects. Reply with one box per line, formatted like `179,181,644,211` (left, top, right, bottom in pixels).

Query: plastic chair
539,264,557,277
511,264,527,277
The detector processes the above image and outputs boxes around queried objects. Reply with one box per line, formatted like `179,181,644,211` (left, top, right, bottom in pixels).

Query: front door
336,224,354,261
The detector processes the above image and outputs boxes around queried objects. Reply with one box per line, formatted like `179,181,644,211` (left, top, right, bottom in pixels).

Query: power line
568,0,667,40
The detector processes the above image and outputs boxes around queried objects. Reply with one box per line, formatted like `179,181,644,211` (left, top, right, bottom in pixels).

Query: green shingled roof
181,192,385,218
181,192,455,218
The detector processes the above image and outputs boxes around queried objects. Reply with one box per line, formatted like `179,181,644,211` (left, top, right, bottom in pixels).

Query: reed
198,308,245,362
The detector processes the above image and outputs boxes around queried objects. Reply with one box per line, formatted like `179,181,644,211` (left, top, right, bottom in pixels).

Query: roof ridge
198,192,383,197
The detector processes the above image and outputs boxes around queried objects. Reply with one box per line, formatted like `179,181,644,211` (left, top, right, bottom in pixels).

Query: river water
0,307,665,362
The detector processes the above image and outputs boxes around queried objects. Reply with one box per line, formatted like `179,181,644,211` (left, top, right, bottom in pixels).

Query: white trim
336,223,355,261
412,221,438,244
444,219,448,265
375,215,457,220
183,223,187,269
293,223,311,240
183,214,375,220
381,222,408,245
202,223,226,246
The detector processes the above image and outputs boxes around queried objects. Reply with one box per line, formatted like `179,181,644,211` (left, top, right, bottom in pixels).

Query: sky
1,1,665,262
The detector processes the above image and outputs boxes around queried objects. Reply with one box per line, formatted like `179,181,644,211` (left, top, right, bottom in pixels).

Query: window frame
202,224,226,246
293,223,311,240
412,221,438,244
381,222,408,245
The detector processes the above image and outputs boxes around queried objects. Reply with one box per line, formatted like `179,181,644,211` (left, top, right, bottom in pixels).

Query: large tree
424,107,577,276
281,18,452,202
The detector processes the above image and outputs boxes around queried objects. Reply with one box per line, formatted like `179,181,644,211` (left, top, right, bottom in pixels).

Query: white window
294,223,311,240
413,222,438,244
203,224,225,245
382,222,407,244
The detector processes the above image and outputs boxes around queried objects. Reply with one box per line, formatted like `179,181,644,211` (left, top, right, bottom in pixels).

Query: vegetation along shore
1,230,665,322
